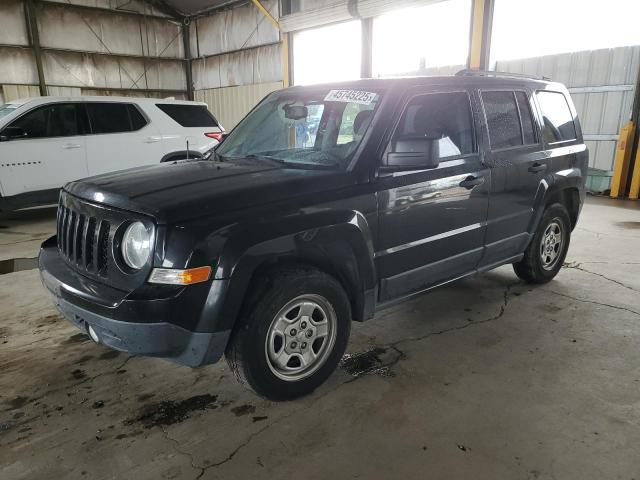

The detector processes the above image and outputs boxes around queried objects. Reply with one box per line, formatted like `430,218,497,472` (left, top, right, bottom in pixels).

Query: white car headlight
121,221,152,270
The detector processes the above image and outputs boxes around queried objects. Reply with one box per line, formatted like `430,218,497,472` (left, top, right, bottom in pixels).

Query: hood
64,159,353,223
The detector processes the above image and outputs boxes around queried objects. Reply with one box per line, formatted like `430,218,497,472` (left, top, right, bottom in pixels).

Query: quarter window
156,104,218,128
536,91,576,144
482,91,523,150
391,91,475,159
8,103,85,139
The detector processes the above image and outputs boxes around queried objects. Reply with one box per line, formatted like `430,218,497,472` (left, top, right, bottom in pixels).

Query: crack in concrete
389,282,518,351
543,289,640,317
161,426,203,477
563,262,638,292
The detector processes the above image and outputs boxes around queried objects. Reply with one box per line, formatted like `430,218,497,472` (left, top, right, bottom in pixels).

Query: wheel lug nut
290,342,297,349
301,321,307,329
306,330,313,338
290,329,297,336
301,342,307,349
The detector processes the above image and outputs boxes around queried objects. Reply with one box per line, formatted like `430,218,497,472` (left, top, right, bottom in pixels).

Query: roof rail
455,69,551,81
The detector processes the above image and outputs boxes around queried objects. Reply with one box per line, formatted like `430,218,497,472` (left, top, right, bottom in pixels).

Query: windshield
0,104,21,120
216,88,382,169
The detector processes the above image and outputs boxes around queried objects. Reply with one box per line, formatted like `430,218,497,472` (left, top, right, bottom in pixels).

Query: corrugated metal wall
191,0,283,129
195,81,283,129
497,46,640,172
0,0,187,101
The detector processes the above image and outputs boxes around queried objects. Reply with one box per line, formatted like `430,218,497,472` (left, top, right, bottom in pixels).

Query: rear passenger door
376,87,490,301
478,89,547,269
85,102,164,176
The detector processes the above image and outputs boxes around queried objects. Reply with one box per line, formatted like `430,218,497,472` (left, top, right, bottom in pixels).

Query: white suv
0,96,224,210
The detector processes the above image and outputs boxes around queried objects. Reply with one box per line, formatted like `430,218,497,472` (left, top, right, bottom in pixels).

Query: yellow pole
629,144,640,200
281,32,290,87
251,0,279,28
468,0,486,70
250,0,289,87
610,121,635,198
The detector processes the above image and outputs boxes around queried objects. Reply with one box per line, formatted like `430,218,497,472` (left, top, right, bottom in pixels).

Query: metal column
611,59,640,198
467,0,495,70
24,0,47,96
182,20,194,100
361,17,373,79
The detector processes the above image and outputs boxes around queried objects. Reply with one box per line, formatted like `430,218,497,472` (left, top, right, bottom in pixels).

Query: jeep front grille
57,203,110,276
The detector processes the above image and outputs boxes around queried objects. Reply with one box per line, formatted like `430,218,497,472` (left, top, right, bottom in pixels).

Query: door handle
63,143,82,150
528,162,547,173
144,136,162,143
459,175,485,189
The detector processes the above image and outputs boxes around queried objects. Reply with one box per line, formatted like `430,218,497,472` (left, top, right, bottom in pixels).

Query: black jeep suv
39,71,587,400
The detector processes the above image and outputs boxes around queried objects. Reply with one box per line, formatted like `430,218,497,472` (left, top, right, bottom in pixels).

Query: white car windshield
216,88,382,169
0,104,21,120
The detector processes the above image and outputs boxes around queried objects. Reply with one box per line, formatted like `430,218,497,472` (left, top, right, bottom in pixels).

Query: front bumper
39,238,230,367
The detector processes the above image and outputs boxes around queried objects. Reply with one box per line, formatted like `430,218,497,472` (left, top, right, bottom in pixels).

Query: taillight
205,132,223,141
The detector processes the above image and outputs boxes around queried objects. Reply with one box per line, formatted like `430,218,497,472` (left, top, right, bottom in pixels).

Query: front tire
513,203,571,284
225,267,351,401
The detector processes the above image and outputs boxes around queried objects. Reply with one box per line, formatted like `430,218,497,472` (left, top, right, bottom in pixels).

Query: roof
284,73,561,92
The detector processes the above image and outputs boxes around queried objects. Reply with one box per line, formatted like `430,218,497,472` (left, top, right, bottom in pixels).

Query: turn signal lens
148,266,212,285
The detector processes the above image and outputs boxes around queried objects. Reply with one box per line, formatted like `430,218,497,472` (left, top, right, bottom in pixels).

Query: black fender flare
207,210,377,331
528,167,584,236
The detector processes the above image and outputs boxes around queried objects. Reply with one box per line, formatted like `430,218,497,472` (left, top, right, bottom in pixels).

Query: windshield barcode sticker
324,90,376,105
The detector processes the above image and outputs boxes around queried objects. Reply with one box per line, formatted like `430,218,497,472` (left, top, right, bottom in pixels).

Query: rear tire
513,203,571,284
225,266,351,401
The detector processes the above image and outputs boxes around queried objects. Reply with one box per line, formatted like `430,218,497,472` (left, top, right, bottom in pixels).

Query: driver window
391,92,475,159
9,103,82,139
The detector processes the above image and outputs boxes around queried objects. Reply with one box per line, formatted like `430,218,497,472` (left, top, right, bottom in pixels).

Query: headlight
121,221,152,270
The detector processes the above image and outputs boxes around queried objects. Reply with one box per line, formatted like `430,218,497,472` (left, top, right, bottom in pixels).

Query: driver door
375,87,490,302
0,102,88,197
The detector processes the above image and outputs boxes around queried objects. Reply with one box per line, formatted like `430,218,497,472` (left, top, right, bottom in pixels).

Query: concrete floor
0,197,639,480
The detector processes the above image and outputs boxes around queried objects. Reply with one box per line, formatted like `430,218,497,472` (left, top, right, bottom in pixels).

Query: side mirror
384,137,440,170
0,126,27,142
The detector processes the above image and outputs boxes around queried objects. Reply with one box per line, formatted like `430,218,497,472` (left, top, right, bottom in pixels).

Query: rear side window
482,91,523,150
8,103,86,139
156,104,218,128
536,91,576,144
391,91,475,159
86,103,147,134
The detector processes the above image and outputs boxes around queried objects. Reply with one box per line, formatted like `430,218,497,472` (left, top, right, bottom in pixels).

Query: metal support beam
467,0,495,70
24,0,47,96
38,0,177,22
182,21,194,100
361,17,373,79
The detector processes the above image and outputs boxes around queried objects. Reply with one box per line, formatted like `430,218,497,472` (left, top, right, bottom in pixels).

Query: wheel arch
212,213,377,332
529,169,584,234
